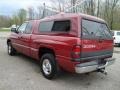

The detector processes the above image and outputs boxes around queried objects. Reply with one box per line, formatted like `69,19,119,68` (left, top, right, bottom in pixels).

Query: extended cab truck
7,13,115,79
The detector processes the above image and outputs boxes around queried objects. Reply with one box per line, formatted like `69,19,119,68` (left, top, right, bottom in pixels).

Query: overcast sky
0,0,52,16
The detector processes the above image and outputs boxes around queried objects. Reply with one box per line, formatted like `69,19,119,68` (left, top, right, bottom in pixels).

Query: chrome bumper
75,58,115,74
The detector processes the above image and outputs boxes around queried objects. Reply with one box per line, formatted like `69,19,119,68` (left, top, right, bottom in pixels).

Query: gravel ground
0,32,10,38
0,32,120,90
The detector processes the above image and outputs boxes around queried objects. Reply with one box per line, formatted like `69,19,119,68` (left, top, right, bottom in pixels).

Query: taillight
71,45,81,61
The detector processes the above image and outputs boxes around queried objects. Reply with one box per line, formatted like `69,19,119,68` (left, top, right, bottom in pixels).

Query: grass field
0,28,10,32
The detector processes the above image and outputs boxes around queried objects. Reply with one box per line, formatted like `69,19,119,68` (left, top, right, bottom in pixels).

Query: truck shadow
14,53,108,88
56,72,106,87
14,53,41,73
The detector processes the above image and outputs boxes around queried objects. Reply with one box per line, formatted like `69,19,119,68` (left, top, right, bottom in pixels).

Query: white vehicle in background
112,30,120,46
11,24,16,29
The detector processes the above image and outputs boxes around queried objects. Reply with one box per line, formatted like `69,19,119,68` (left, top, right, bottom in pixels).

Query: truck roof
32,13,106,23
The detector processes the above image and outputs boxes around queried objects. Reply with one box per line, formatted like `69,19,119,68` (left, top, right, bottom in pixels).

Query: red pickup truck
7,13,115,79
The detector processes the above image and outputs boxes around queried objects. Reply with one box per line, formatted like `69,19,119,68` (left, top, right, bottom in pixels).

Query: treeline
0,9,27,28
0,0,120,30
0,15,12,28
47,0,120,30
81,0,120,30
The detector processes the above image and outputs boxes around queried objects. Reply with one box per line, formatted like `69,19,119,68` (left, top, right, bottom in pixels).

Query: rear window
82,19,112,39
39,20,70,32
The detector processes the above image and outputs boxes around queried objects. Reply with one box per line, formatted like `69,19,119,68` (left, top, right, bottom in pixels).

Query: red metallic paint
8,13,113,73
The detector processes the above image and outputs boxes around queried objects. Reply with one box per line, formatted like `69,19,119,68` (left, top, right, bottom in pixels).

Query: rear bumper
75,58,115,74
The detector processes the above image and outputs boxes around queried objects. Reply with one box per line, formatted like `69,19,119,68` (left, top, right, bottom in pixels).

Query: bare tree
28,7,34,20
97,0,100,17
50,0,71,12
12,14,19,26
83,0,96,15
71,0,77,12
110,0,119,29
18,9,27,24
37,6,44,19
102,0,119,29
0,15,12,28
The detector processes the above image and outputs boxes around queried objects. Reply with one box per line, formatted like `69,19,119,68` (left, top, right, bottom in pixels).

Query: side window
39,20,71,32
25,22,32,34
18,23,28,33
39,21,54,32
52,20,70,32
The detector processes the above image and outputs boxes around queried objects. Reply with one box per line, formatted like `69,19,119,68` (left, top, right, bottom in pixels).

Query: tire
118,44,120,47
7,42,16,56
40,53,58,80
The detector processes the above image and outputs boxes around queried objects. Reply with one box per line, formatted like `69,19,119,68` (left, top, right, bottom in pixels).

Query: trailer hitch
97,69,107,75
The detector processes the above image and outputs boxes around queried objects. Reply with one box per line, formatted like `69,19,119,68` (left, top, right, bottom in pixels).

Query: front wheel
40,53,58,80
7,42,16,56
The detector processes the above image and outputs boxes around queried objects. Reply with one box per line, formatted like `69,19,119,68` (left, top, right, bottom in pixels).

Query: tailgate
81,19,113,60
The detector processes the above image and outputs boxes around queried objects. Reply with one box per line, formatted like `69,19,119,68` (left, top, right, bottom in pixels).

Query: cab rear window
82,19,112,39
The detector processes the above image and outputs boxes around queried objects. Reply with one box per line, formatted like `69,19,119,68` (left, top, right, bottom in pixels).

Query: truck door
13,23,28,53
19,21,33,56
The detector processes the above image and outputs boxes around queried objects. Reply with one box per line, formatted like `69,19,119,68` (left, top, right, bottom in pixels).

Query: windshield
82,19,112,39
117,32,120,36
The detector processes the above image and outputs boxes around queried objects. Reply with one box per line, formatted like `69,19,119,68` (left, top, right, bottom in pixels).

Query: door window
18,23,28,33
25,22,32,34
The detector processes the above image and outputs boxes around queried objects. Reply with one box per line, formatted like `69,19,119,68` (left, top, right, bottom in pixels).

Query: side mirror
11,28,18,33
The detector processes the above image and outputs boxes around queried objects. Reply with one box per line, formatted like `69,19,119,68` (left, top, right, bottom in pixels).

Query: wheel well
7,39,11,45
39,47,55,59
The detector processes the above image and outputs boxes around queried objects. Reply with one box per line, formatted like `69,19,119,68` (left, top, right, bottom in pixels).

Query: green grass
0,28,10,32
112,23,120,30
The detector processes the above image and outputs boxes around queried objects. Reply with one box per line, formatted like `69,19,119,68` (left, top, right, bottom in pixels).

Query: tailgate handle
99,39,104,43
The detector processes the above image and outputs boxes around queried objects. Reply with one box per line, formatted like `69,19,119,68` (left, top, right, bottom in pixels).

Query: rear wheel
40,53,58,79
7,42,16,56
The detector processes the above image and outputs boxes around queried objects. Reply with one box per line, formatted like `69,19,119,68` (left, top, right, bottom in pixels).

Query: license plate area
97,59,106,65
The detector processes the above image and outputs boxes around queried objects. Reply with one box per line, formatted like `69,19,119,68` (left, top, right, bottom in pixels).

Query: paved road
0,35,120,90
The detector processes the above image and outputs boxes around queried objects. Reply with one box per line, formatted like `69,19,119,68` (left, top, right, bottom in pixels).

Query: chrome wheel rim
8,44,11,54
42,59,52,75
